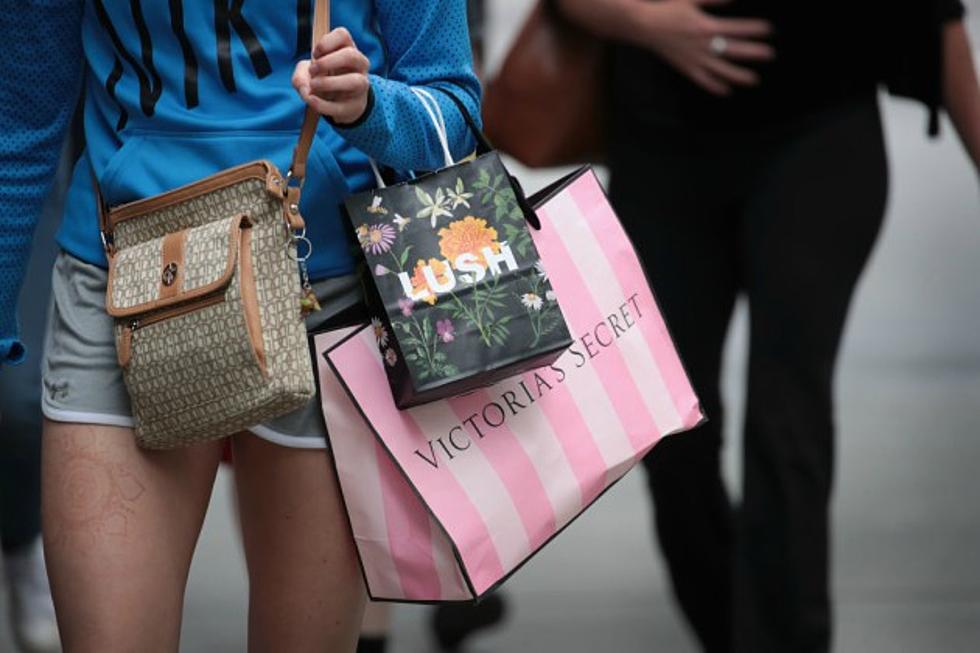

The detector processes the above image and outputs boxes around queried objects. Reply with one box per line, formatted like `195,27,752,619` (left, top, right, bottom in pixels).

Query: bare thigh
42,420,223,652
232,432,365,653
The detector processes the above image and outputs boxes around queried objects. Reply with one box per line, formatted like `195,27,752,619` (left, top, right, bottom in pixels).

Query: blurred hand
631,0,774,96
293,27,372,124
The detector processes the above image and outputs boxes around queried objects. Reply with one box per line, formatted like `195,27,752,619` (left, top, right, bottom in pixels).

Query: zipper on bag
117,293,225,369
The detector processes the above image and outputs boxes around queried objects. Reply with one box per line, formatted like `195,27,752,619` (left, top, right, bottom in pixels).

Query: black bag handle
429,85,541,230
430,86,494,156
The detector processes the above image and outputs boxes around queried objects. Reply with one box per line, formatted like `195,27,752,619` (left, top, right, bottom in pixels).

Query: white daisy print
521,292,543,311
534,261,548,282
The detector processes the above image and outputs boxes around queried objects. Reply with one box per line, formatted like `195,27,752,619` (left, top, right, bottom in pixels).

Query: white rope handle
368,159,386,188
369,86,456,190
411,86,455,168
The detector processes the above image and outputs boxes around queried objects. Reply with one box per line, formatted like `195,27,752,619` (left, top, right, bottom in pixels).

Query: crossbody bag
97,0,331,449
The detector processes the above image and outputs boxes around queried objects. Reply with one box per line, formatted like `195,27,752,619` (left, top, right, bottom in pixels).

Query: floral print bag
343,88,572,408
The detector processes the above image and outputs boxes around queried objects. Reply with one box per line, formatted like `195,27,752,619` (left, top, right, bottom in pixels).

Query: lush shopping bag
317,167,703,602
343,89,572,408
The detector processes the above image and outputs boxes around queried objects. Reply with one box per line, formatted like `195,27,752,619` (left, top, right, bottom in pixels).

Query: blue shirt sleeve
336,0,482,171
0,1,84,366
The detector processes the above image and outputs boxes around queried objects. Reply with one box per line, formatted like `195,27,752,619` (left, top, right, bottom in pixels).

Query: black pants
609,96,888,653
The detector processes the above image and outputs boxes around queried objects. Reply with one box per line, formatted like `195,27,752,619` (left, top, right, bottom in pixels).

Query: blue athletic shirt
0,0,481,365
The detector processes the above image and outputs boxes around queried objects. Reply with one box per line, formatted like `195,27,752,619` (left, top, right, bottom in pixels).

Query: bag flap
106,214,251,318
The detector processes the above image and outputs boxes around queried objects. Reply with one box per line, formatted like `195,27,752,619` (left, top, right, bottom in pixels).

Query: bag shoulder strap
288,0,330,184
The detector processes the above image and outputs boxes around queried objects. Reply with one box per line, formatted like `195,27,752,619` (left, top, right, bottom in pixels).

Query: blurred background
3,1,980,651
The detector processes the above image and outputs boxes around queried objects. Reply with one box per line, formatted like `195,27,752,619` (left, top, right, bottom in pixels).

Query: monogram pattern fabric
110,171,315,449
109,214,241,312
183,217,237,292
113,180,268,249
109,238,168,311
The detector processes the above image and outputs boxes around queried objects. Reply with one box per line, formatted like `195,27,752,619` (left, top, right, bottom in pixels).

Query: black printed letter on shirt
215,0,272,93
295,0,312,58
104,58,128,130
94,0,164,120
169,0,200,108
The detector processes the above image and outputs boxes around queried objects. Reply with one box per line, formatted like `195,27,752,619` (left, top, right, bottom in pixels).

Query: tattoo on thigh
48,431,146,547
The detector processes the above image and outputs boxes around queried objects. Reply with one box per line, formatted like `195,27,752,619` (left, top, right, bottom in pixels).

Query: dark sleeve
941,0,965,21
882,0,966,137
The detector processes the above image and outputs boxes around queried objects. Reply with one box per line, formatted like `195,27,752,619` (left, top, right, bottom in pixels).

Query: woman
558,1,980,652
0,1,480,650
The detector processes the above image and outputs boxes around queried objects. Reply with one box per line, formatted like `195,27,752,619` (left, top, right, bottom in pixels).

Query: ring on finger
709,35,729,56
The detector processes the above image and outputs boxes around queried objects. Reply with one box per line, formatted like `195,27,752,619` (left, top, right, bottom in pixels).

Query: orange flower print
437,217,500,269
410,258,452,305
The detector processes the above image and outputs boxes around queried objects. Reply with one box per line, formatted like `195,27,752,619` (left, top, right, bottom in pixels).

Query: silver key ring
288,234,313,262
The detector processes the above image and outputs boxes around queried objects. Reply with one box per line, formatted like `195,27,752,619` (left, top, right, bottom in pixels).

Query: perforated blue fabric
0,0,480,365
339,0,482,170
0,0,84,365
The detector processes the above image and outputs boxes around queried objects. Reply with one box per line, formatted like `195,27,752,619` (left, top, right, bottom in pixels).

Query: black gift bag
344,88,572,408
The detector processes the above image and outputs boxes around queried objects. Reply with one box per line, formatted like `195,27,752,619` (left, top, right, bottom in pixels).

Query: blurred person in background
1,111,82,653
558,0,980,652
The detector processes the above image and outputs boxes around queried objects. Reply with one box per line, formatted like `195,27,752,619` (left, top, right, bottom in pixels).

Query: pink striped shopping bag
315,167,703,602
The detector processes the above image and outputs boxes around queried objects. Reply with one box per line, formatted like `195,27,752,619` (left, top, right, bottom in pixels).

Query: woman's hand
560,0,774,96
292,27,372,124
635,0,774,95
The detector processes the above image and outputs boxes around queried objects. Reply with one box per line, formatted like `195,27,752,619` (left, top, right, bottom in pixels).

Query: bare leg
41,420,223,652
232,432,365,653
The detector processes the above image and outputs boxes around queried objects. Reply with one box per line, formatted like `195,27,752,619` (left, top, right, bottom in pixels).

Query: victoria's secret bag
97,1,331,449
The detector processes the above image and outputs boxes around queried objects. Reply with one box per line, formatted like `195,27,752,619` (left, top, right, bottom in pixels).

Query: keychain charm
300,283,321,317
298,258,320,318
289,228,320,317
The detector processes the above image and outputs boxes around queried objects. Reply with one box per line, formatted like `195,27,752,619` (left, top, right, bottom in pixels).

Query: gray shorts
41,251,365,449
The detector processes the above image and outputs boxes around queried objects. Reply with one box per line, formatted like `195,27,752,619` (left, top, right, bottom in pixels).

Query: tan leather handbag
482,1,606,168
97,1,330,449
